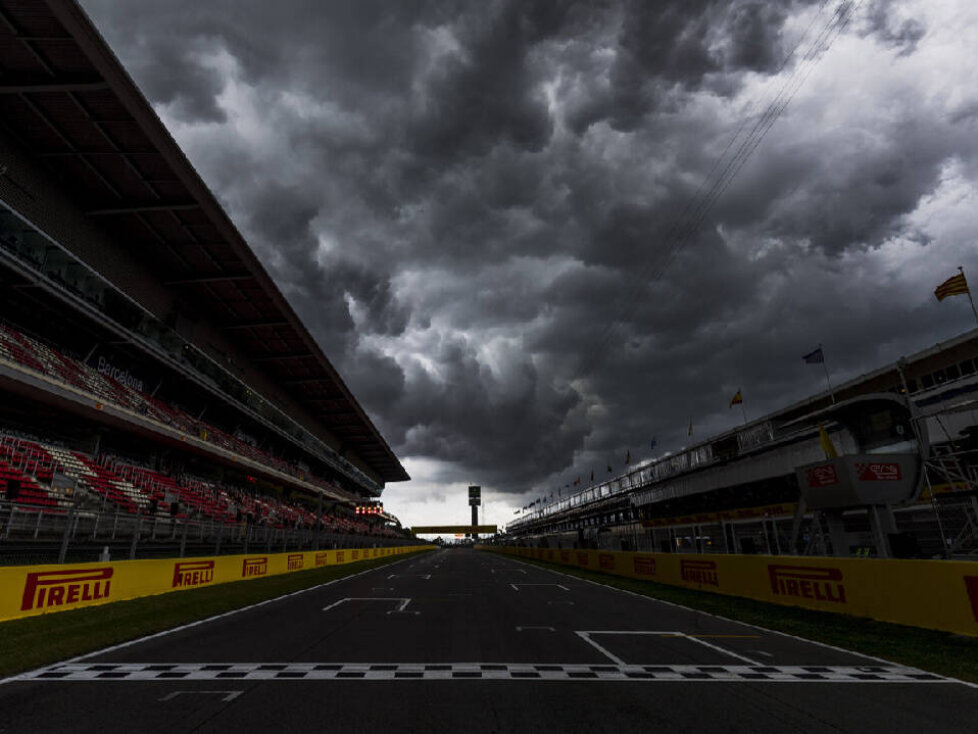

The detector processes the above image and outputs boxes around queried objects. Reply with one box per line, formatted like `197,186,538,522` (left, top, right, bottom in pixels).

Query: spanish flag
935,272,969,302
729,389,743,408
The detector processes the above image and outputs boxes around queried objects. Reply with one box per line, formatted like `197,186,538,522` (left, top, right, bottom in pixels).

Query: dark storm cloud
79,0,977,503
384,332,587,484
128,36,227,123
579,0,810,132
863,0,926,56
407,2,566,159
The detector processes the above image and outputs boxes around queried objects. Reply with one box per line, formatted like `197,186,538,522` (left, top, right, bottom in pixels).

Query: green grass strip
505,554,978,684
0,551,429,678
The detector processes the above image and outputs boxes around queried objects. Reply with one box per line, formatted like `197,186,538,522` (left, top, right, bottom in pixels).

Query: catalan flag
729,389,743,408
935,272,969,302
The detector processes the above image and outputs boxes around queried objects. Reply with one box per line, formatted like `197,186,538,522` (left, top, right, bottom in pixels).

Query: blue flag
802,346,824,364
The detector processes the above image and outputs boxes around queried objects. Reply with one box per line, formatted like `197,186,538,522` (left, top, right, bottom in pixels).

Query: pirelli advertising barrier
0,545,432,623
481,546,978,637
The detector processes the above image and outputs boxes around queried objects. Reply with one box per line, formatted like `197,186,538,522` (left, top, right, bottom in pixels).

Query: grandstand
0,0,411,562
507,328,978,560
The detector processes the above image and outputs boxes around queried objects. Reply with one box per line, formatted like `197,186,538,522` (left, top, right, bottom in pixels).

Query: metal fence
0,501,421,566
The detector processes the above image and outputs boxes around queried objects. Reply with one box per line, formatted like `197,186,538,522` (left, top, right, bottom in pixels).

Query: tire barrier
481,546,978,637
0,545,434,622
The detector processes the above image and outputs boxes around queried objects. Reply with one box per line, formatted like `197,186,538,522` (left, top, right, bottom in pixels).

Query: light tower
468,485,481,540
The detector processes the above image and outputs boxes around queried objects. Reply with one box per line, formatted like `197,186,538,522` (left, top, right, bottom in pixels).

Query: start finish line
410,525,497,535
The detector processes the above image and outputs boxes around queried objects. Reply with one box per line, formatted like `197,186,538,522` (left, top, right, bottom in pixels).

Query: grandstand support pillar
867,505,896,559
58,504,77,564
129,516,142,560
3,506,13,541
179,519,189,558
789,498,808,554
215,524,222,555
762,518,776,555
824,511,848,557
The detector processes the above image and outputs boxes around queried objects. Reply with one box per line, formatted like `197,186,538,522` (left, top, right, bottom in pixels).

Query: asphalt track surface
2,548,977,733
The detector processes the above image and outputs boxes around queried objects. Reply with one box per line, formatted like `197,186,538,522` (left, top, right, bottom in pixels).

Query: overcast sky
80,0,978,531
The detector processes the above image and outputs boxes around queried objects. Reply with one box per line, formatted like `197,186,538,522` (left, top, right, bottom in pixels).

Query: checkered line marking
19,663,951,683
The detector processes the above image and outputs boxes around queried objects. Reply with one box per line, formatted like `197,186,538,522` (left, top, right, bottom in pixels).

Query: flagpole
739,401,748,427
820,343,836,404
961,266,978,327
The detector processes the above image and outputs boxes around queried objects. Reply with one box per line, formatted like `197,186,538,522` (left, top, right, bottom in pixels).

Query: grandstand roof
0,0,409,482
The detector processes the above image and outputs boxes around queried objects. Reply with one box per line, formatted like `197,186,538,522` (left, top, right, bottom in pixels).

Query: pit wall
0,545,433,623
480,545,978,637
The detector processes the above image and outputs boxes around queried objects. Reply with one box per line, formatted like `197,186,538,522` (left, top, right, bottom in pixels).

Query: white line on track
322,598,418,615
159,690,242,702
575,630,759,666
679,634,759,665
575,632,625,665
510,583,568,591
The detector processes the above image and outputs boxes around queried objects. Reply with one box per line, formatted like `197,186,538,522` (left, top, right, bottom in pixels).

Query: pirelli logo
633,556,656,576
769,565,846,604
680,559,718,587
352,550,360,561
336,551,345,563
560,551,570,563
576,551,590,566
315,552,330,567
172,560,214,588
287,554,304,571
241,557,268,578
599,553,615,571
21,567,113,611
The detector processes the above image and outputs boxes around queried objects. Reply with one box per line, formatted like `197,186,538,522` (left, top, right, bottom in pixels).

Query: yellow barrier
480,546,978,637
0,545,433,623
